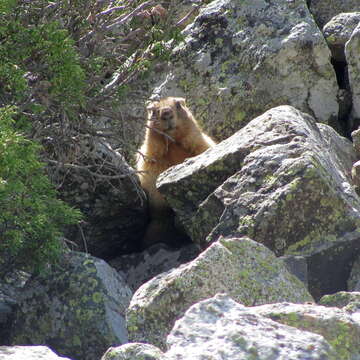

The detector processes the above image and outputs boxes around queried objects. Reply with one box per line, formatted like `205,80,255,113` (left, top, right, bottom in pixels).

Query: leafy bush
0,0,189,273
0,0,85,111
0,106,82,275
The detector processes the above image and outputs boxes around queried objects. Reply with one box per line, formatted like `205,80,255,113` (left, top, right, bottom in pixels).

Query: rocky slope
3,0,360,359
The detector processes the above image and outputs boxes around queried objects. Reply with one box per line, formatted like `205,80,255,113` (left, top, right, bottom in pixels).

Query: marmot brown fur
136,96,216,246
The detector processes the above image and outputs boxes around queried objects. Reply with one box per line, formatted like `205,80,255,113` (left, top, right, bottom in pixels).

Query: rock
322,13,360,133
337,89,353,136
0,298,14,346
352,132,360,190
165,294,337,360
351,160,360,194
151,0,338,138
52,138,147,258
251,302,360,359
0,272,30,345
0,292,15,345
158,105,360,299
345,23,360,122
158,106,357,247
280,255,308,286
348,254,360,291
127,237,313,349
0,346,72,360
109,243,199,291
123,293,360,359
101,343,165,360
309,0,360,28
170,0,203,29
317,122,356,177
323,12,360,62
10,252,132,360
319,291,360,309
351,128,360,156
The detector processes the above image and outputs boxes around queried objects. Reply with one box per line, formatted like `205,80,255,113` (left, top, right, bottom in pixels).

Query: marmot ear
175,97,186,110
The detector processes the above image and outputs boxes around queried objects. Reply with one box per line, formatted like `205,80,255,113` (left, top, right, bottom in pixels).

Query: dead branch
176,5,200,27
145,124,175,143
47,159,129,180
105,0,155,31
96,6,126,17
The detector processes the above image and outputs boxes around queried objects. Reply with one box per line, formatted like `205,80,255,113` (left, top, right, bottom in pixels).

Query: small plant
0,0,190,274
0,106,82,275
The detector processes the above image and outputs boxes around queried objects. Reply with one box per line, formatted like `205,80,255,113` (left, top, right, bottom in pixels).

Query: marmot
136,96,216,246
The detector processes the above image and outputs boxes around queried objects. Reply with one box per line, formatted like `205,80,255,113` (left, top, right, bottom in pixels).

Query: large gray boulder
345,23,360,122
53,137,147,258
309,0,360,28
348,254,360,291
352,127,360,156
0,290,17,345
165,294,337,360
127,237,312,349
114,293,360,359
0,346,72,360
252,302,360,359
151,0,338,138
109,243,199,291
10,252,132,360
157,105,360,298
323,12,360,62
0,272,29,345
101,343,164,360
319,291,360,309
0,294,13,345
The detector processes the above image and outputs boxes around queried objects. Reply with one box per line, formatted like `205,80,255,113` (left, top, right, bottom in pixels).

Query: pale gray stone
309,0,360,28
346,23,360,121
0,346,72,360
101,343,165,360
127,237,312,349
157,105,359,298
252,302,360,359
10,252,132,360
348,255,360,291
59,138,147,258
151,0,338,139
319,291,360,310
323,12,360,61
351,160,360,193
351,128,360,157
165,294,337,360
109,243,199,291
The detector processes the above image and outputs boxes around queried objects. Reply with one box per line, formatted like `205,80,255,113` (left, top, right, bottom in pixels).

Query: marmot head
146,97,188,134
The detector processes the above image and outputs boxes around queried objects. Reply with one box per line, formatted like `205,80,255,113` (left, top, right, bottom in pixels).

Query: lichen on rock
157,105,360,298
151,0,339,138
127,236,312,349
165,294,338,360
345,22,360,121
101,343,165,360
10,252,132,360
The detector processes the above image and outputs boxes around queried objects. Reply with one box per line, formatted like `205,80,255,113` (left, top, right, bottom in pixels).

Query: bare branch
96,6,126,17
176,5,200,27
47,159,129,180
145,124,175,143
105,0,155,31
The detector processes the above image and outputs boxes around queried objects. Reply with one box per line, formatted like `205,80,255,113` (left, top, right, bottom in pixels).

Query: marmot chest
164,142,192,167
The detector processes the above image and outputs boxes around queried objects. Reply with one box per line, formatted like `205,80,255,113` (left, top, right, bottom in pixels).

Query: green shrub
0,106,82,275
0,1,85,112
